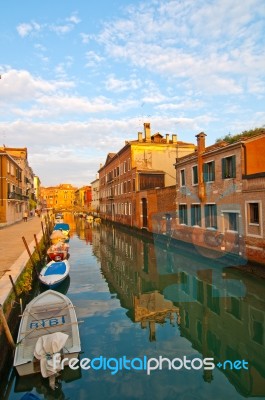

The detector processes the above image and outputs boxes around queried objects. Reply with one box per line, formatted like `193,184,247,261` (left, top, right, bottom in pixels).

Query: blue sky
0,0,264,186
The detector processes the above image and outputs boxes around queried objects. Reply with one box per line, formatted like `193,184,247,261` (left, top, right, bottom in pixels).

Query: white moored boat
14,290,81,377
39,259,70,288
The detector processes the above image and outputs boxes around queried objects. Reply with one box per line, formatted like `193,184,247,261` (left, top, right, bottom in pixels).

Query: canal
1,214,265,400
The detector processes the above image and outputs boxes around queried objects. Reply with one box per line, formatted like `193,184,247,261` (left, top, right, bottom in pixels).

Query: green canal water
1,216,265,400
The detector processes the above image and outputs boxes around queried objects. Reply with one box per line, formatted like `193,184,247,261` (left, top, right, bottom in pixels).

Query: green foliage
216,127,265,144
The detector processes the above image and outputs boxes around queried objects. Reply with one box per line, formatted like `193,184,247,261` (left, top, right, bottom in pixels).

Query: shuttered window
222,155,236,179
191,204,201,226
205,204,217,229
179,204,188,225
203,161,215,182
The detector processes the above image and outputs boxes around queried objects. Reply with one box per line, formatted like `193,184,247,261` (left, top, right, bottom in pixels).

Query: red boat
47,242,69,261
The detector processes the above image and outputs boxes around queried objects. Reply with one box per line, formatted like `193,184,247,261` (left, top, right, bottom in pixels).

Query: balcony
8,192,28,201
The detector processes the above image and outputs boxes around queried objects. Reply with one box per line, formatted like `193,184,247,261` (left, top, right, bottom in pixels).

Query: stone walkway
0,216,44,305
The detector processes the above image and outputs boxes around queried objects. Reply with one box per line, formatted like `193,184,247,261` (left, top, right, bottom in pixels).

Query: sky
0,0,264,187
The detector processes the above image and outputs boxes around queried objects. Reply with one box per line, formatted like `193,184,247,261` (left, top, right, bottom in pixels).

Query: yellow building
40,183,77,210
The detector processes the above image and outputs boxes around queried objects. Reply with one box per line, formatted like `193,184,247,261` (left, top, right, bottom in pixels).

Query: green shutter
203,163,208,182
232,155,236,178
211,161,215,181
191,206,195,226
213,205,217,229
204,205,209,227
198,205,201,226
222,158,226,179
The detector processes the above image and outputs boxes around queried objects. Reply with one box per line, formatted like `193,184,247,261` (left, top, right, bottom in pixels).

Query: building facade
75,185,92,211
171,132,265,263
90,177,100,215
99,123,195,229
40,183,77,210
0,147,35,226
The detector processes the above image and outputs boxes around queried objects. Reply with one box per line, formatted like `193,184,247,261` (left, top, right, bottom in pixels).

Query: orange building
170,132,265,263
0,147,36,226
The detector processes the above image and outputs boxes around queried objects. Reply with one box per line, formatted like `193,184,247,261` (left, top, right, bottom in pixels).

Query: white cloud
85,51,104,67
105,75,141,92
0,69,74,103
80,33,90,44
16,23,33,37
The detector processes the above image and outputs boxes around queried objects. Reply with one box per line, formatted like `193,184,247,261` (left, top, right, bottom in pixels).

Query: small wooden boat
39,260,70,288
53,223,70,237
14,290,81,377
47,242,69,261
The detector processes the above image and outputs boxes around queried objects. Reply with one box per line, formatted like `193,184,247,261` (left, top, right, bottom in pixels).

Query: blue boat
39,260,70,288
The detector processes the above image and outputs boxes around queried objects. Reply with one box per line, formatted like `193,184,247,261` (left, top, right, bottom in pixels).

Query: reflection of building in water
75,216,92,244
97,225,181,340
166,266,265,397
133,291,180,341
95,223,265,397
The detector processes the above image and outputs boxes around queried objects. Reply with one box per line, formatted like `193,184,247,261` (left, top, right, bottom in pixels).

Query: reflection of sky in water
7,226,264,400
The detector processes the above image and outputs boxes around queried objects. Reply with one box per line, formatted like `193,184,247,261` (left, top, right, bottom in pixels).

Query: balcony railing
8,192,29,201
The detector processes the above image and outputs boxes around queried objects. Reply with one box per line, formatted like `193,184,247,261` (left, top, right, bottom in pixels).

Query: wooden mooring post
22,236,39,276
8,275,18,299
0,304,15,349
34,234,42,262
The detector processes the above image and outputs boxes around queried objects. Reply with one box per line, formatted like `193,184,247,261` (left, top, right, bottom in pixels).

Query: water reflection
1,217,265,400
97,224,265,398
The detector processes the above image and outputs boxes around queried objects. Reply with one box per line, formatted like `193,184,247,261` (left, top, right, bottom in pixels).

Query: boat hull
47,243,69,261
14,290,81,377
39,260,70,288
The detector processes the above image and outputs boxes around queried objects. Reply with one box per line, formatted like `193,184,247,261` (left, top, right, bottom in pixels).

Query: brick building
98,123,195,229
170,132,265,263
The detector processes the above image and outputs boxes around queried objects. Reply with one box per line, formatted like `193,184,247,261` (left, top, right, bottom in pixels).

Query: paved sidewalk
0,216,44,305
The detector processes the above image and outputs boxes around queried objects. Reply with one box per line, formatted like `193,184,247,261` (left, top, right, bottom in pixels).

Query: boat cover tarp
44,262,66,276
50,230,65,239
54,223,70,231
20,393,40,400
34,332,69,378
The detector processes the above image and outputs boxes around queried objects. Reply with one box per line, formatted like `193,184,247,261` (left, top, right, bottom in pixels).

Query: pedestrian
23,211,28,222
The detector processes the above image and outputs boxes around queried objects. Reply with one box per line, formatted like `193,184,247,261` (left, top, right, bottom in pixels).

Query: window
205,204,217,229
124,160,127,173
222,155,236,179
223,212,238,232
191,204,201,226
180,169,185,186
203,161,215,182
192,165,198,185
249,203,259,224
133,178,136,191
179,204,188,225
129,203,132,215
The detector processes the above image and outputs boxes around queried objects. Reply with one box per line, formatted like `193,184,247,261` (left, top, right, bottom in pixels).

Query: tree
216,127,265,144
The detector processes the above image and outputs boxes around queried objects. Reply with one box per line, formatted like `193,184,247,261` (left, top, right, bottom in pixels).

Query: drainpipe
196,132,207,202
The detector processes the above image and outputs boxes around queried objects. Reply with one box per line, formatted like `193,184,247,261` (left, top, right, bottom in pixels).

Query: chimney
144,122,151,142
138,132,143,142
196,132,207,154
172,134,177,143
166,134,169,143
